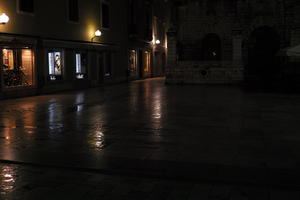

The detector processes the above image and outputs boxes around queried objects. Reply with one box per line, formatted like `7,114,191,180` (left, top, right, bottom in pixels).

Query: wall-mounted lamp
95,30,101,37
155,40,161,45
0,13,9,25
91,29,102,42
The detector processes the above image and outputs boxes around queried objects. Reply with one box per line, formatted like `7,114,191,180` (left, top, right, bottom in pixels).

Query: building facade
165,0,300,85
127,0,168,80
0,0,168,99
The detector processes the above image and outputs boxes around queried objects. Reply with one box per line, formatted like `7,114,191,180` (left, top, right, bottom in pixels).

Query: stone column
232,32,243,62
232,29,244,82
166,27,177,82
291,27,300,46
167,31,177,64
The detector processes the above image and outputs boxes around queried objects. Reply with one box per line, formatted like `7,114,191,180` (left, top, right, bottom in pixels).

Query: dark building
165,0,300,85
127,0,168,80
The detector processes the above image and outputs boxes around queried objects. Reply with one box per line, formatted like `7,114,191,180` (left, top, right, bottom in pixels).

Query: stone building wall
166,0,299,84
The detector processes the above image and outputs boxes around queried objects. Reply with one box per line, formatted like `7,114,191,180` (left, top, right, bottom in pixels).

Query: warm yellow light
0,13,9,24
95,30,102,37
91,30,102,42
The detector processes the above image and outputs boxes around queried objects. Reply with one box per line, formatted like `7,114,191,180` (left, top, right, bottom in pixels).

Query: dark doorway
138,50,144,78
98,53,104,84
246,26,280,83
162,53,166,75
201,33,222,60
154,52,160,76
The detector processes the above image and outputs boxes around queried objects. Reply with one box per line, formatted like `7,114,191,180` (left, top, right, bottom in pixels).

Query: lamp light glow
91,29,102,42
0,13,9,24
95,30,102,37
155,40,161,45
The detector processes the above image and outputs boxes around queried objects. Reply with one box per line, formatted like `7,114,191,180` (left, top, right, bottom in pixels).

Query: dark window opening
129,0,138,35
102,3,110,28
145,9,152,41
19,0,34,13
68,0,79,22
247,26,280,80
201,33,222,60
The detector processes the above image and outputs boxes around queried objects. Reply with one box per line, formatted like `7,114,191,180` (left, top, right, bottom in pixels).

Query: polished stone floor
1,77,300,199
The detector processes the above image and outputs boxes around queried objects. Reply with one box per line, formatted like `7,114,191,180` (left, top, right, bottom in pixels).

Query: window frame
1,47,36,88
75,51,88,80
47,50,64,81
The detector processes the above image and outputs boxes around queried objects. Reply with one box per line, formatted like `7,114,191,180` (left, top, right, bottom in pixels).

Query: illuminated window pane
21,49,34,86
76,53,81,73
54,52,62,75
129,50,137,73
75,53,87,79
48,53,55,75
48,51,63,80
3,49,14,70
2,48,34,87
144,51,150,72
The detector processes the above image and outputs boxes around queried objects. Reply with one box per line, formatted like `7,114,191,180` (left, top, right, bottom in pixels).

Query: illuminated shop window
48,51,63,81
129,50,137,73
2,48,34,88
75,53,87,79
144,51,150,72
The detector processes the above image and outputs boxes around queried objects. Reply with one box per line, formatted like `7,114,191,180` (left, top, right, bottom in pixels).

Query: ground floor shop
0,35,127,99
128,41,166,81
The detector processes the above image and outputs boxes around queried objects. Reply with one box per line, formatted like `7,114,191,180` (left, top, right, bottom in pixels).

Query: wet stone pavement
1,77,300,199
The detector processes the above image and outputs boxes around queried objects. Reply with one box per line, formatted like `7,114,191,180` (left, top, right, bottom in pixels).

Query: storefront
0,36,122,99
0,39,37,99
128,48,152,80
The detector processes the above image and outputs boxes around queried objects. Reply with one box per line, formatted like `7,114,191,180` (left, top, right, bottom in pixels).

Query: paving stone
1,78,300,198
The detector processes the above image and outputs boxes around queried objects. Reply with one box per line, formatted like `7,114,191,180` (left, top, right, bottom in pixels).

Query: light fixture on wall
155,40,161,45
91,29,102,42
0,13,9,24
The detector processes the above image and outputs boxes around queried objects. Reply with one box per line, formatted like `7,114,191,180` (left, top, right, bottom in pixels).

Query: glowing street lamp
91,29,102,42
95,30,101,37
0,13,9,25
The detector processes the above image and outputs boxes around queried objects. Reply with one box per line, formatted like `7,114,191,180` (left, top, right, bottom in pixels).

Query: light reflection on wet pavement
0,165,17,195
1,78,300,198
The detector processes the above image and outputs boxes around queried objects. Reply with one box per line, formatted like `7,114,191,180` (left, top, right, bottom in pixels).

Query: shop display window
75,52,87,79
2,48,34,87
129,50,137,74
144,51,150,72
48,51,63,81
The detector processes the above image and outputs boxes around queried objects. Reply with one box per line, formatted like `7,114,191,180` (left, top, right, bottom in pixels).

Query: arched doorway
246,26,280,82
201,33,222,60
